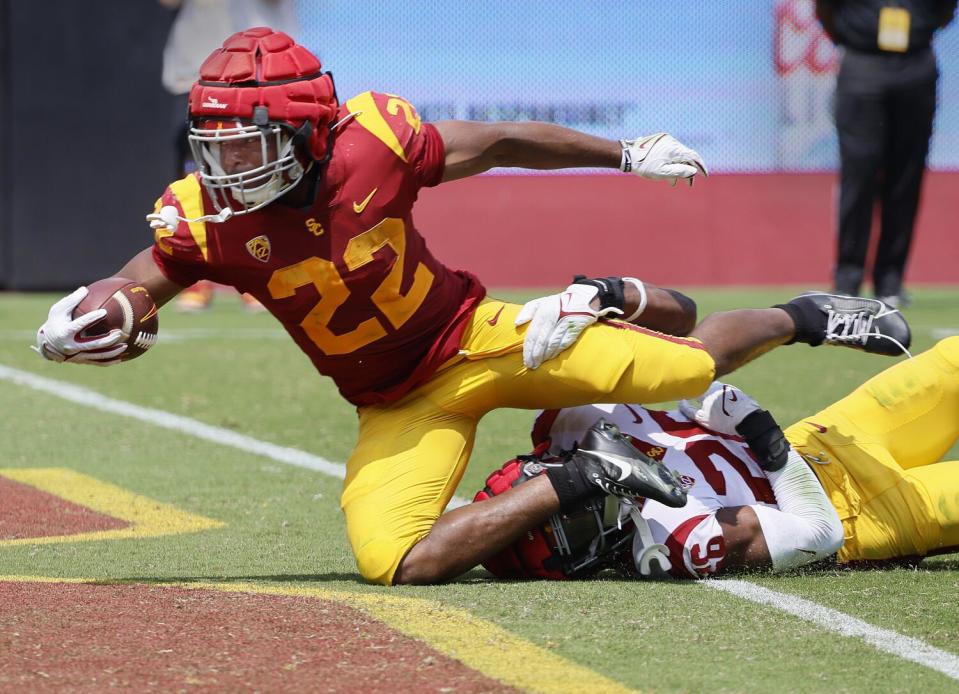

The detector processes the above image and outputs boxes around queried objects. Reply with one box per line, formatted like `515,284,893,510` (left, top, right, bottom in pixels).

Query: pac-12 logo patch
246,235,271,262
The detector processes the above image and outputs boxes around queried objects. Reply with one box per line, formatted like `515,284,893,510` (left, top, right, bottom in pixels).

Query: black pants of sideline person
833,47,938,300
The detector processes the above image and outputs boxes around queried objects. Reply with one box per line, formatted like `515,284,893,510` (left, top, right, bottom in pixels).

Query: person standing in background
159,0,298,312
816,0,957,307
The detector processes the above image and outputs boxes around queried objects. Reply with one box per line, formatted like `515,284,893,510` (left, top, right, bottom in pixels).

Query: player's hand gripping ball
34,279,159,365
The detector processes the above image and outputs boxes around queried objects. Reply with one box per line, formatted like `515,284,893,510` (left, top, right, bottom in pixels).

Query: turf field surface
1,287,958,692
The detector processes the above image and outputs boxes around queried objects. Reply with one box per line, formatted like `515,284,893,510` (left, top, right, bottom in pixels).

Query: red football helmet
474,449,636,580
187,27,339,215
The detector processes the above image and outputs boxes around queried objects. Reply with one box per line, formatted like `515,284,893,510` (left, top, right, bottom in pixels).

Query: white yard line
1,364,955,677
0,364,469,508
0,364,344,479
705,579,959,682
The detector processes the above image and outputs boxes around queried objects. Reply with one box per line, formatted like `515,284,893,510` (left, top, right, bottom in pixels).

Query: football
73,277,159,361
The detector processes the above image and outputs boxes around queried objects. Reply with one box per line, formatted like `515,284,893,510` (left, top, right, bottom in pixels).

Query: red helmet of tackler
474,447,637,580
187,27,339,215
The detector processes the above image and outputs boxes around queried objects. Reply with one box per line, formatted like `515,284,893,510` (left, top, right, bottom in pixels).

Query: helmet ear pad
291,120,316,164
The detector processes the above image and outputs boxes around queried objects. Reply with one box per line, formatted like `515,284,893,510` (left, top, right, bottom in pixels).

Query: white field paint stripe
706,579,959,682
0,365,470,509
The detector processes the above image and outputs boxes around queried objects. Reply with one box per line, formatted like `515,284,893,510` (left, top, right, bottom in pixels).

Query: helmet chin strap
146,205,234,231
330,111,360,130
618,499,672,577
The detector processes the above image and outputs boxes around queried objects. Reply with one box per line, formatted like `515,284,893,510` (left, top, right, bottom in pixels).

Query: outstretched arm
434,120,618,179
433,120,706,185
113,247,185,308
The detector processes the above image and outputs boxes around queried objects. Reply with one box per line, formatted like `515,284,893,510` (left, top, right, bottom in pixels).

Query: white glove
514,283,622,370
678,381,761,436
32,287,127,365
620,133,708,187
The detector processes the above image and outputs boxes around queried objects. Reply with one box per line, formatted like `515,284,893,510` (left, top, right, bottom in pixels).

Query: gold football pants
341,298,716,584
786,337,959,563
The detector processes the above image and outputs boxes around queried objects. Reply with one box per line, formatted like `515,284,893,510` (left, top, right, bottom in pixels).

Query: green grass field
2,287,958,692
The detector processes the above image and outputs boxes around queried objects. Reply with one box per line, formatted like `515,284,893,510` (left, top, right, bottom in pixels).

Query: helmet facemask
188,113,310,216
545,494,636,578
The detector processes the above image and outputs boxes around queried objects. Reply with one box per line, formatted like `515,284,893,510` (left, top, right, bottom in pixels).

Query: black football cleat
787,292,912,357
572,419,687,508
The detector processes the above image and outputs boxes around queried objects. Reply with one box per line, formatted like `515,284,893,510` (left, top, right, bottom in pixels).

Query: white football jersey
532,403,780,578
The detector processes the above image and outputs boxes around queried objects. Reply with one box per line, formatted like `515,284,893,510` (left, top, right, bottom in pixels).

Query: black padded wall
0,1,10,287
2,0,177,289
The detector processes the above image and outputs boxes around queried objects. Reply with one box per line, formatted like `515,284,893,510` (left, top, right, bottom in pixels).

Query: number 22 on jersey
266,217,435,355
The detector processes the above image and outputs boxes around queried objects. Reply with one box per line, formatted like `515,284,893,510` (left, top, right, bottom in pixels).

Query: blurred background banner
0,0,955,290
299,0,959,172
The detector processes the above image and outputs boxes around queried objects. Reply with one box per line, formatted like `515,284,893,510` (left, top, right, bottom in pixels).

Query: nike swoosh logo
487,305,505,326
721,385,737,417
796,548,817,556
806,421,828,433
353,188,378,214
557,294,592,319
582,449,634,482
140,303,159,323
638,134,660,150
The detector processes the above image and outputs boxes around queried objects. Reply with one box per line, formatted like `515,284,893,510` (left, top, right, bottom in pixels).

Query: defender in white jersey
478,337,959,579
530,398,841,578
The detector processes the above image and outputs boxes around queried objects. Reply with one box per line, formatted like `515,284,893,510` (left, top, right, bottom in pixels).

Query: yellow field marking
0,576,639,694
0,468,224,546
205,583,639,694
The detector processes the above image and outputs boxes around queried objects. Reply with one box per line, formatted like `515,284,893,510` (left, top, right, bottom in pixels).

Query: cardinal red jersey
151,92,485,406
533,403,780,579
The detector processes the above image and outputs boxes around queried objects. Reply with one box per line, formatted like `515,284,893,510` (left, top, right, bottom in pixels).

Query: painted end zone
0,581,515,692
0,578,639,693
0,476,128,539
0,468,224,546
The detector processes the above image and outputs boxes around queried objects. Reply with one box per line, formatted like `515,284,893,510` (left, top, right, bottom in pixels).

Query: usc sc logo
305,218,325,236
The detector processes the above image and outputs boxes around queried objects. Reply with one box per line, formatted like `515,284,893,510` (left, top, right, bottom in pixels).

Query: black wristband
736,409,789,472
572,275,626,313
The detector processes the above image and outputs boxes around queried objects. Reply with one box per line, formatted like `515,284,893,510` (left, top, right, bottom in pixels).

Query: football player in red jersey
34,28,911,585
